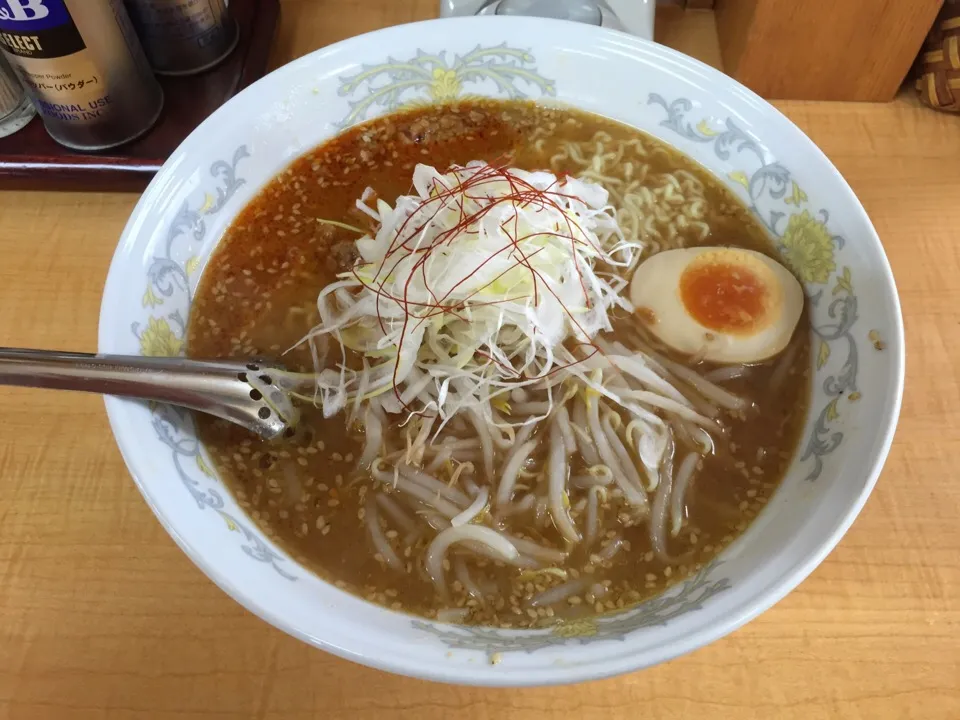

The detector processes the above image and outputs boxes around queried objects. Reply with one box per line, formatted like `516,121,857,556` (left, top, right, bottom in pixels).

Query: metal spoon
0,348,300,440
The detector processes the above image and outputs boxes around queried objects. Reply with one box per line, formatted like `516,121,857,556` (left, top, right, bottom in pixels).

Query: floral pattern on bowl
414,562,731,654
99,17,903,686
648,94,865,483
337,44,556,126
134,146,301,580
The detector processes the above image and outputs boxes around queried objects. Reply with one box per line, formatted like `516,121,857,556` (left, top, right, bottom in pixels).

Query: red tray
0,0,279,192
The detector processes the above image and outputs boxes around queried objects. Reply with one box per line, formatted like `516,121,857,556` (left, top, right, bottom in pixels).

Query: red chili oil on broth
186,100,810,627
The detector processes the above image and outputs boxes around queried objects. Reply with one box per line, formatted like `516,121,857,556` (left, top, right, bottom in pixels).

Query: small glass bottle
0,53,35,139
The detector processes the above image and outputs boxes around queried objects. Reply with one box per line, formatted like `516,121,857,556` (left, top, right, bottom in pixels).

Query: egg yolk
679,258,770,335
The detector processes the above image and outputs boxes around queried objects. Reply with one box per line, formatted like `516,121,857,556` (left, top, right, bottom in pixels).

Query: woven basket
916,0,960,112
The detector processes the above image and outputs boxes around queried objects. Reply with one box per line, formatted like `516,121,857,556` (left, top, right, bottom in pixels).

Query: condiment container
124,0,238,76
0,51,35,138
0,0,164,151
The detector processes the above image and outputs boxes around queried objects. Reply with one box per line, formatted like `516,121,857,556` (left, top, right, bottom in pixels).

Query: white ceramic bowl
99,17,904,686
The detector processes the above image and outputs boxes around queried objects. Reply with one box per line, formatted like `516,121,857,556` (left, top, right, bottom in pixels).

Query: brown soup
187,100,810,627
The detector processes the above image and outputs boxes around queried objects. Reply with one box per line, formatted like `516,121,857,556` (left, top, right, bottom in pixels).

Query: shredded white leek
296,162,644,422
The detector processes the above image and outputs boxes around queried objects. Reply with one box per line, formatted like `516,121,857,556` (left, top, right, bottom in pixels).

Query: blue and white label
0,0,72,31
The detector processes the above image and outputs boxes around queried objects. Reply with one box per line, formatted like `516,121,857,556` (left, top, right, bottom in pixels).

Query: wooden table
1,2,959,718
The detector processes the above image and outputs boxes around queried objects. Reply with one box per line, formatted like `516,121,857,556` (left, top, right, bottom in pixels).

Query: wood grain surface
714,0,944,101
1,2,959,718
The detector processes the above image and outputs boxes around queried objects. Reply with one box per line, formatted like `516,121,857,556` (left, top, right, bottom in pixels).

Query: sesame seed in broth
186,100,811,627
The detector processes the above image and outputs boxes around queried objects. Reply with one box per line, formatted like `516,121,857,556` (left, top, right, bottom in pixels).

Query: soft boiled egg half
629,247,805,364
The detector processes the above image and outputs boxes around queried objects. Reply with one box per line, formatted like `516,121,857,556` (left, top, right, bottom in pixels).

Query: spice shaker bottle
0,51,35,138
124,0,238,76
0,0,164,151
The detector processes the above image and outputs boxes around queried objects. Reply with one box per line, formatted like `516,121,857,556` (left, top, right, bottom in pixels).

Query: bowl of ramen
99,16,904,685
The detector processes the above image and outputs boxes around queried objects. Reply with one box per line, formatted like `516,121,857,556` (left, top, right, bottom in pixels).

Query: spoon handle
0,348,297,439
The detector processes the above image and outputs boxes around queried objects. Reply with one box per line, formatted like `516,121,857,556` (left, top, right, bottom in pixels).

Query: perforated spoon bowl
0,348,300,440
